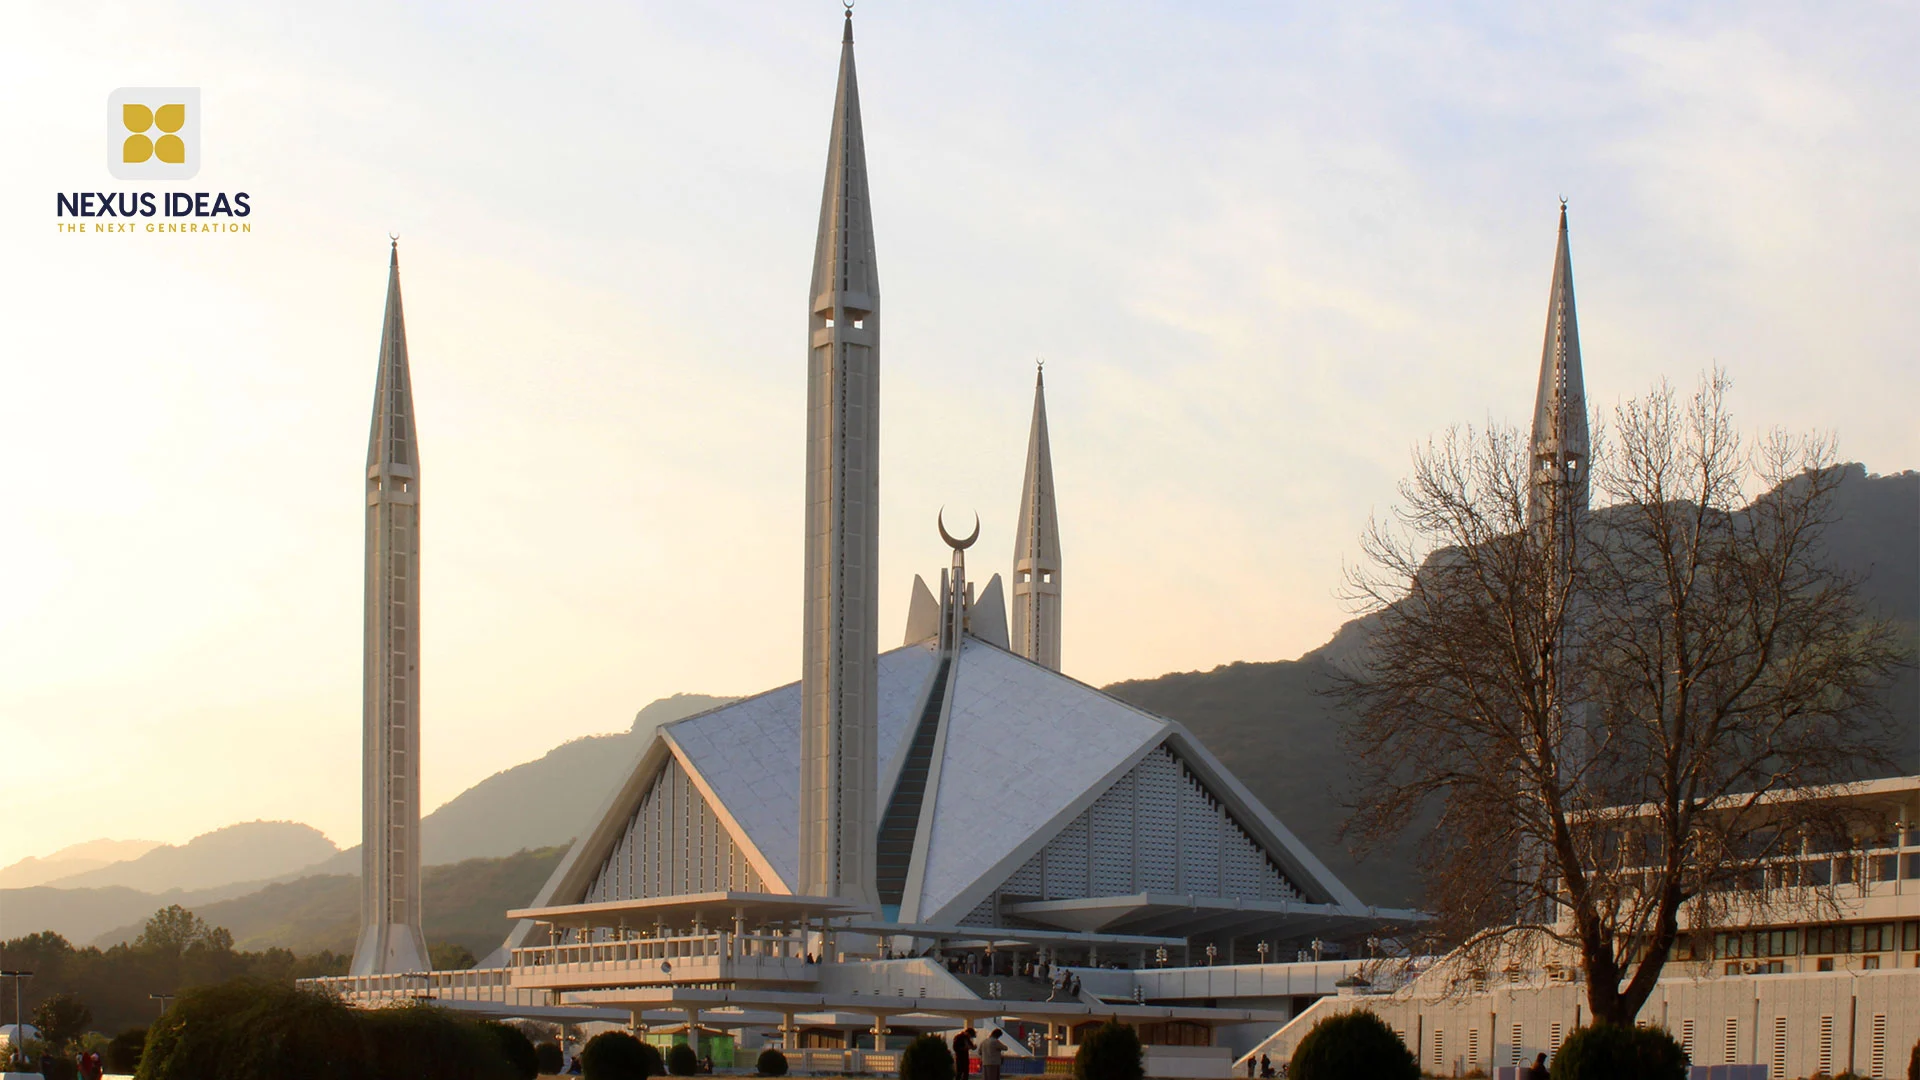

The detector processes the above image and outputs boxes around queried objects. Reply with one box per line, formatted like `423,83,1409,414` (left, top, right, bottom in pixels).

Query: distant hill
47,821,338,894
91,847,568,959
0,879,275,945
1106,465,1918,909
0,839,162,889
303,693,736,876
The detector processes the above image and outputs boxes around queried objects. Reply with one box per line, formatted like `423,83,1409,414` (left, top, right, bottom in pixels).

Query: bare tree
1338,371,1903,1026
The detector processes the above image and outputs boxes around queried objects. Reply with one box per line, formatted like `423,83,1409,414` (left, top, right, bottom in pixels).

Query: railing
508,931,816,988
300,967,554,1008
512,930,808,967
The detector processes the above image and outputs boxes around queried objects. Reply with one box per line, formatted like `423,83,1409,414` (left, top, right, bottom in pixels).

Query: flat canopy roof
561,986,1286,1026
508,891,872,930
1002,894,1428,939
842,920,1184,948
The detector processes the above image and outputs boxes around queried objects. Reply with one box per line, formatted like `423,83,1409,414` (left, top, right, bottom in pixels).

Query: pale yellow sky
0,2,1914,868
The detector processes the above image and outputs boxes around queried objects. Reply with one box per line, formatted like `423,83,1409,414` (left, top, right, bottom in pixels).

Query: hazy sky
1,1,1914,868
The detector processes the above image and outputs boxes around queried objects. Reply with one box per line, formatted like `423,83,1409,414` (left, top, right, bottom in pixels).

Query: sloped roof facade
517,635,1372,945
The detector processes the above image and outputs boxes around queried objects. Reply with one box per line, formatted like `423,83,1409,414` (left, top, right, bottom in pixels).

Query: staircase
953,972,1068,1003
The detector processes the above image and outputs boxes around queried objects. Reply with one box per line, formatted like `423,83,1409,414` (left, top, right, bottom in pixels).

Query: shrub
363,1003,517,1080
1547,1024,1686,1080
1910,1036,1919,1080
1287,1010,1416,1080
901,1034,955,1080
536,1042,566,1075
756,1048,789,1076
582,1031,661,1080
1074,1022,1144,1080
136,979,373,1080
106,1027,148,1074
667,1041,701,1075
485,1022,541,1080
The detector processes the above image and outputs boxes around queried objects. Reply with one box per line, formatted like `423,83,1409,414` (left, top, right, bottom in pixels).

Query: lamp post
1204,944,1217,967
148,993,175,1019
1256,941,1270,965
1154,947,1167,969
0,971,32,1070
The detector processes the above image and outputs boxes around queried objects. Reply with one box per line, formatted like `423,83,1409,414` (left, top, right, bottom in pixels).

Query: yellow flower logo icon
123,102,187,164
108,87,200,179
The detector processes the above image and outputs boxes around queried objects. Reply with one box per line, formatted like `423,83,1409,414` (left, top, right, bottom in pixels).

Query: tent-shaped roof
507,634,1391,955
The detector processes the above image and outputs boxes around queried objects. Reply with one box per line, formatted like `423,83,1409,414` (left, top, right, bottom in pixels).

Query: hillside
303,693,735,876
91,847,568,959
1107,465,1918,909
0,839,162,889
0,879,272,945
47,821,338,893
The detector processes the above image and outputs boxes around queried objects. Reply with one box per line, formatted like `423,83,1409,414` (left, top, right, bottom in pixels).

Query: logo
108,87,200,180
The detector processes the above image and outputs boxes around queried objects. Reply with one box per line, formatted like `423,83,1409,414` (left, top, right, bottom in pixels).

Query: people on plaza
1259,1052,1273,1077
1526,1052,1548,1079
953,1024,976,1078
978,1028,1005,1080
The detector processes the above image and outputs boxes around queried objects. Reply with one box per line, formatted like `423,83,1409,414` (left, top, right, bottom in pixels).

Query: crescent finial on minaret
938,507,980,550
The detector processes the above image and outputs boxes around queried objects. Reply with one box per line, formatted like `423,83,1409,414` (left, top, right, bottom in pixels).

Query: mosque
311,9,1919,1078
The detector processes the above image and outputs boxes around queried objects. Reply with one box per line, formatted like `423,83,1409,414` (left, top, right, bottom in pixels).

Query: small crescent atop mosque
938,507,980,550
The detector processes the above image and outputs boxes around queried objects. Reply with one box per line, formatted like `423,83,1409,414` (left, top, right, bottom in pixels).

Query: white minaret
1011,364,1062,671
1528,202,1589,533
351,241,431,976
799,9,881,908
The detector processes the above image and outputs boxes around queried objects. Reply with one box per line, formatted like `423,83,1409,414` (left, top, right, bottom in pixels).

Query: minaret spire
1011,363,1062,670
800,9,881,908
351,240,430,977
1528,202,1589,531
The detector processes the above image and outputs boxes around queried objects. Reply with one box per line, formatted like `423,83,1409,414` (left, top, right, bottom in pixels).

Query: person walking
978,1028,1006,1080
1525,1052,1548,1079
953,1025,976,1079
1259,1053,1273,1078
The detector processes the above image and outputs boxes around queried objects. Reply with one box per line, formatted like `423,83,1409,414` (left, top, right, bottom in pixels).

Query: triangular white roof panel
915,639,1167,919
665,642,939,888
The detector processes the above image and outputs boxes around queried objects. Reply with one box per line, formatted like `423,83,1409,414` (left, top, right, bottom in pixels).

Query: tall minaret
1011,364,1062,670
351,241,431,976
1528,202,1589,534
799,9,881,908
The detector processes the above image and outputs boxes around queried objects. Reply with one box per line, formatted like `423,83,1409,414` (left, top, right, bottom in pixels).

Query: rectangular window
1772,1016,1787,1077
1680,1019,1694,1059
1904,921,1919,951
1725,1017,1739,1064
1870,1014,1887,1078
1819,1016,1834,1077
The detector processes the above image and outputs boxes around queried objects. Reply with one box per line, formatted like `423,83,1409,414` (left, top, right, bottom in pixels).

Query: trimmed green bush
582,1031,660,1080
1287,1010,1416,1080
756,1048,790,1076
364,1003,518,1080
536,1042,566,1075
1074,1021,1144,1080
1908,1035,1918,1080
135,979,373,1080
901,1034,956,1080
107,1027,148,1075
667,1041,701,1075
1547,1024,1686,1080
581,1031,648,1079
485,1022,541,1080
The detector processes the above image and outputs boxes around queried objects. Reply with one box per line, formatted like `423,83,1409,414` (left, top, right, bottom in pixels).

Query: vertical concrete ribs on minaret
351,240,431,977
1011,364,1062,672
799,8,882,908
